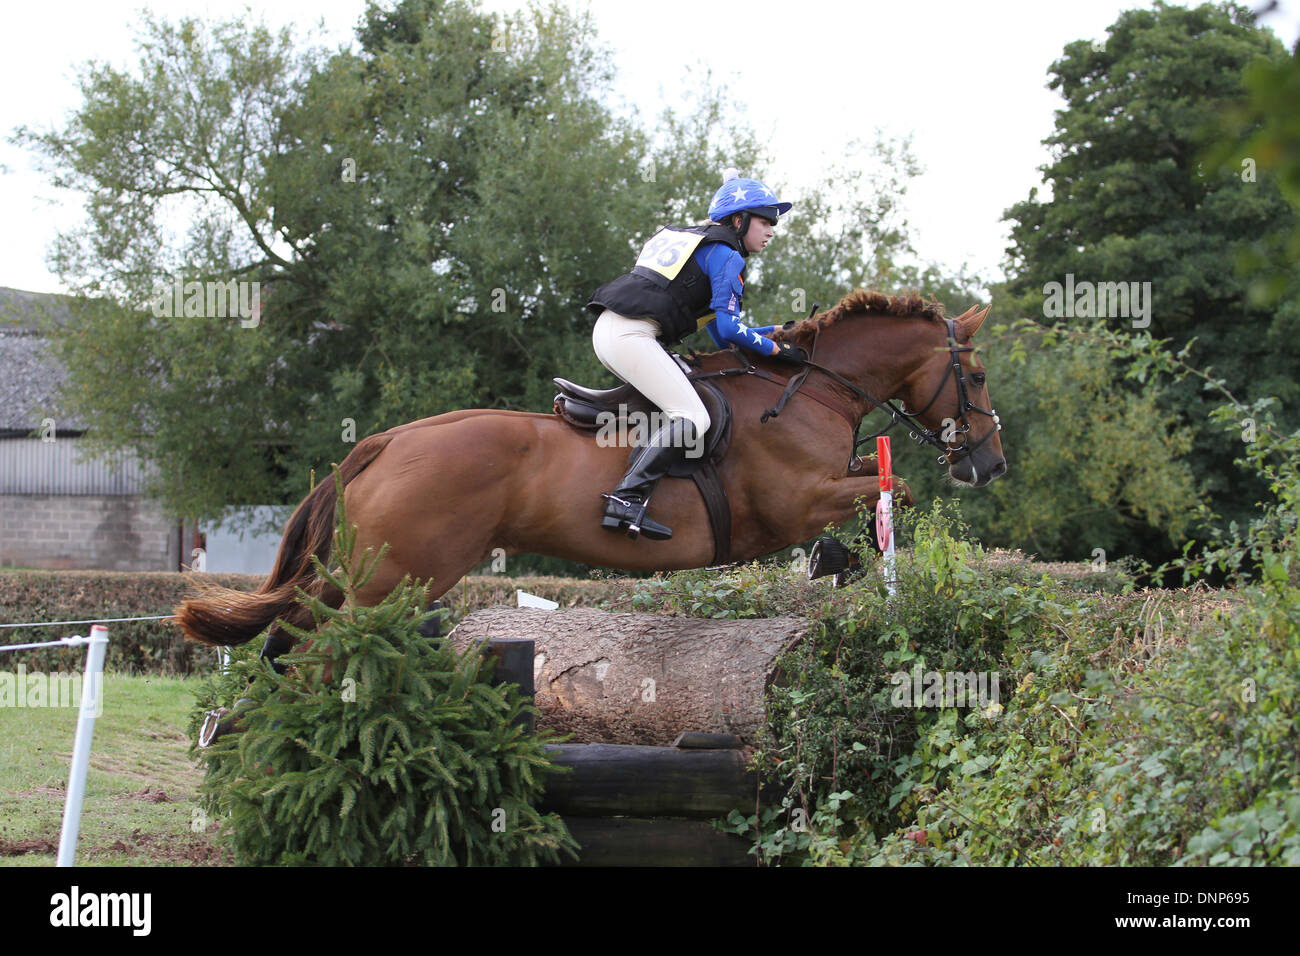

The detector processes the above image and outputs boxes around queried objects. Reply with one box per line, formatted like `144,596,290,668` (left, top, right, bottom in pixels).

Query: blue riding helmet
708,176,793,223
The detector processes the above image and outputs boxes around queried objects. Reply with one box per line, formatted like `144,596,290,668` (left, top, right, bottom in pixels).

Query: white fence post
57,623,109,867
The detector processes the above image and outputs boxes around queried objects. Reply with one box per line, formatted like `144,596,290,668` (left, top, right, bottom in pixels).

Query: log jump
448,609,807,866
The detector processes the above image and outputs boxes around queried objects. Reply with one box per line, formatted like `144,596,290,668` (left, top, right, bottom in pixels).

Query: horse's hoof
809,536,851,579
198,708,230,748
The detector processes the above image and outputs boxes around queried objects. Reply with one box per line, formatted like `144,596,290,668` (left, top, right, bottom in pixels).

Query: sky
1,0,1296,297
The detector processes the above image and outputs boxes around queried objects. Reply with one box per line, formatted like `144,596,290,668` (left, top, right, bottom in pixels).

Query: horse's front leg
842,454,913,504
806,472,913,531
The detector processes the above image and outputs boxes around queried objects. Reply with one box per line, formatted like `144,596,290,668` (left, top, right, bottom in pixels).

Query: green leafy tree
999,1,1298,559
1207,36,1300,305
943,317,1202,561
14,0,762,521
13,13,315,517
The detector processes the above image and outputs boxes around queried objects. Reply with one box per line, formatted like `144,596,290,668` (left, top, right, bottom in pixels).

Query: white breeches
591,309,711,437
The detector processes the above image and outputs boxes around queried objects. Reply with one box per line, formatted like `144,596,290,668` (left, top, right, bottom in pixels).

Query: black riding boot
601,419,696,541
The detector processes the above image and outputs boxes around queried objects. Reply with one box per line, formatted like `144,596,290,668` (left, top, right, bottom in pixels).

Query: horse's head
894,303,1006,487
779,291,1006,488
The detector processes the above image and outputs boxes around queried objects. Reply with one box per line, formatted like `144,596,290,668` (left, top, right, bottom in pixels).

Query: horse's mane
773,289,947,351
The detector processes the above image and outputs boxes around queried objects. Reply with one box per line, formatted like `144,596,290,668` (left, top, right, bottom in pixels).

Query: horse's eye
972,373,986,387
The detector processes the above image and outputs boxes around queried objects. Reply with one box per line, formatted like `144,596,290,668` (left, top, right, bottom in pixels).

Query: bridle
890,317,1002,463
782,317,1002,471
683,316,1001,472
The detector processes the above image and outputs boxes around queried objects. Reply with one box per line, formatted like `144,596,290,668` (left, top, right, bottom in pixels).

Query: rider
586,170,807,541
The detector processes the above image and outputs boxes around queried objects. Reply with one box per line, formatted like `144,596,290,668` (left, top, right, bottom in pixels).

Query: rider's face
734,214,776,254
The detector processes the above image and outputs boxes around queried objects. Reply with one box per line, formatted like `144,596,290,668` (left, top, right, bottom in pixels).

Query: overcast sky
2,0,1296,296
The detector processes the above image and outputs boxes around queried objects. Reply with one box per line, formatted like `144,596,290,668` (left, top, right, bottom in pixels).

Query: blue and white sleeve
700,246,776,354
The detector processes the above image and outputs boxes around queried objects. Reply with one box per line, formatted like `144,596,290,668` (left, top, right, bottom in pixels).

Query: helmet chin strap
735,212,752,256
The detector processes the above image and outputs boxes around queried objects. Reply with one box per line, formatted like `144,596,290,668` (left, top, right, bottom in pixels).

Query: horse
174,289,1006,653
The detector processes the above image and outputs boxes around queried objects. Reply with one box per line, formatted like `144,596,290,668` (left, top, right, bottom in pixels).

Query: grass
0,673,230,866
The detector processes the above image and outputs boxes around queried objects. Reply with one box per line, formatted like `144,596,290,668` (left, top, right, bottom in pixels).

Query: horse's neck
687,317,932,401
814,316,933,405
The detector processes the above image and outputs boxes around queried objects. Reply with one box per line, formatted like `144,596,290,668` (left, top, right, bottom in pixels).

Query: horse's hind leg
348,518,495,609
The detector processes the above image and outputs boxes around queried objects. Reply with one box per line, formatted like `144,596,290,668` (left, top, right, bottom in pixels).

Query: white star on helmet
729,185,748,202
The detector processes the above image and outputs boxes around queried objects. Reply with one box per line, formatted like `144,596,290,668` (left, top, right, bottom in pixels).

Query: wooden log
540,743,758,818
553,817,754,867
672,731,744,749
447,607,810,746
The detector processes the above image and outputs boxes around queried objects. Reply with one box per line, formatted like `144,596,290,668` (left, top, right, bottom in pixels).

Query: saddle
553,373,734,564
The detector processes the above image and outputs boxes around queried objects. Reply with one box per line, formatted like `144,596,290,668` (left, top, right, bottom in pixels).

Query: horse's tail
173,432,397,647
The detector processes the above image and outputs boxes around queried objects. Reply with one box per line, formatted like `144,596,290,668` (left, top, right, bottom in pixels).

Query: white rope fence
0,614,172,629
2,624,109,866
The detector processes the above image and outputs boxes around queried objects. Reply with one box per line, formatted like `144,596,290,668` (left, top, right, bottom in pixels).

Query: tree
1000,1,1299,559
14,0,763,522
744,135,926,326
1208,35,1300,305
13,12,316,517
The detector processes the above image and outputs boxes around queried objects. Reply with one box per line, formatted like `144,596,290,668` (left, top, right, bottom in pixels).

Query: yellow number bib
633,227,705,282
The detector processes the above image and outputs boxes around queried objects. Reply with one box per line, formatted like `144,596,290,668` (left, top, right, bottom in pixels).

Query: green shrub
192,482,577,866
723,499,1109,864
1094,565,1300,866
0,570,252,674
766,416,1298,866
674,336,1300,866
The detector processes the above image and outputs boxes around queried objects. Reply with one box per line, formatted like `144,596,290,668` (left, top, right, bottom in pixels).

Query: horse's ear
960,304,992,338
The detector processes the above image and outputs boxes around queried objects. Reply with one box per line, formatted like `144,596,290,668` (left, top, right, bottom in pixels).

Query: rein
688,317,1001,472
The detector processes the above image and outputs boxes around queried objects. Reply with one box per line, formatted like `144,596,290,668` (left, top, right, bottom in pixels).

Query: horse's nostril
990,460,1007,479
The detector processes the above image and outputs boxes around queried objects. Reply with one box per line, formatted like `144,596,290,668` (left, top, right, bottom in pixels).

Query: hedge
0,571,635,675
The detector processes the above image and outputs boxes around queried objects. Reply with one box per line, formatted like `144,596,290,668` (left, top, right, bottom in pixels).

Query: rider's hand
771,340,808,364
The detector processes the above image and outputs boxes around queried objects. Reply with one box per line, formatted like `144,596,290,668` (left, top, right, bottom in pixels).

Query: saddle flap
551,377,733,474
665,381,731,477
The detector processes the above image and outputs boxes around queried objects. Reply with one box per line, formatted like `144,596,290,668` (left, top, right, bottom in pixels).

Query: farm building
0,286,183,570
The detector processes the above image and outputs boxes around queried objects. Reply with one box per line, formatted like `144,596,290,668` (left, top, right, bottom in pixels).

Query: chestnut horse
175,290,1006,650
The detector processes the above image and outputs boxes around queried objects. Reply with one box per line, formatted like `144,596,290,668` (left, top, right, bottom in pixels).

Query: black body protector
585,222,745,541
587,223,746,344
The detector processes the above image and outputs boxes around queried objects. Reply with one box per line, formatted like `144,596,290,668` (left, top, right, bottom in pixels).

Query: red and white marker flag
876,437,897,596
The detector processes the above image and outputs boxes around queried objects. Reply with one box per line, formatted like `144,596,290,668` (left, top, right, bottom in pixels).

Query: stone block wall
0,495,179,570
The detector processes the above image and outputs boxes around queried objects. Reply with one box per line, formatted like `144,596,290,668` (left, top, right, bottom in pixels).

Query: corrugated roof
0,437,148,494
